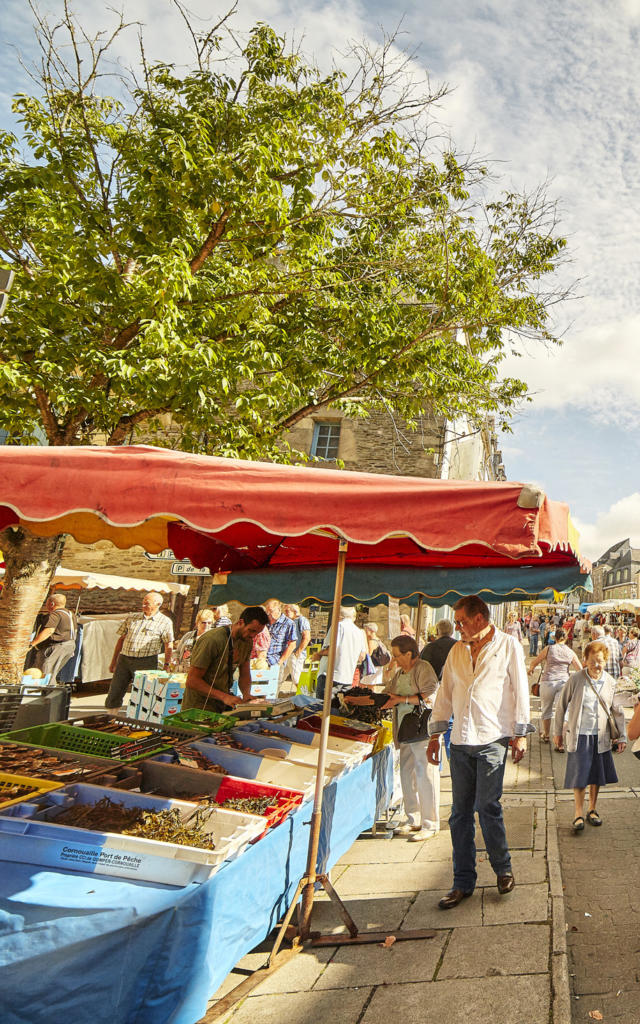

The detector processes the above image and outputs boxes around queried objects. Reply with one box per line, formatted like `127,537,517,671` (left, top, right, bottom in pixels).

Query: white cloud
500,314,640,426
574,493,640,561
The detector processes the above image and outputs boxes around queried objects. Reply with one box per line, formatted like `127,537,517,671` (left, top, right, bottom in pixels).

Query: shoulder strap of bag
409,663,429,706
584,673,620,738
59,607,75,640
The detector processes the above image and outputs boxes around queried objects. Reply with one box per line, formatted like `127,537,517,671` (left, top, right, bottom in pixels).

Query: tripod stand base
310,929,436,947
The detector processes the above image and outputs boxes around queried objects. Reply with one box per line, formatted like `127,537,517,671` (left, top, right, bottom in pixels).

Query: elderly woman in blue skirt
554,640,626,833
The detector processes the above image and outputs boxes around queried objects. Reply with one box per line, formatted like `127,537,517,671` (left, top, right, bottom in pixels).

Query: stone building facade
286,407,506,483
592,538,640,602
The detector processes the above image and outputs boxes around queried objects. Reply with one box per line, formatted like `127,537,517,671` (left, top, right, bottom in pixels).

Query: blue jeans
529,632,539,656
449,740,511,891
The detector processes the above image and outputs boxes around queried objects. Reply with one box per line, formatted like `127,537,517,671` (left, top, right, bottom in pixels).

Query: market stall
0,445,590,1023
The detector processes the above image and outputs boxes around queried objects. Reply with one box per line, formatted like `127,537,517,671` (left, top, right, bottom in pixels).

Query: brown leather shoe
438,888,474,910
497,874,515,895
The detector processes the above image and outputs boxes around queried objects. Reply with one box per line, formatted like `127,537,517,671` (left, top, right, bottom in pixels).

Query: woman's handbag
585,676,621,742
397,694,431,744
531,668,542,698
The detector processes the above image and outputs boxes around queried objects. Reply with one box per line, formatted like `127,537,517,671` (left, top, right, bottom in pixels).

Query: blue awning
208,564,592,608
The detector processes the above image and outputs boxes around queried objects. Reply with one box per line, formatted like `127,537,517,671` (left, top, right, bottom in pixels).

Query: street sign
170,561,209,577
144,549,175,561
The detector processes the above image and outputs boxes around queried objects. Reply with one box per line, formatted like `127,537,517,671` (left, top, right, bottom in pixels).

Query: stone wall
60,537,212,636
286,408,444,478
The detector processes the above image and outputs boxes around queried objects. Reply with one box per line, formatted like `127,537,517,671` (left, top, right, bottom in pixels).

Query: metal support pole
298,539,348,940
415,595,424,643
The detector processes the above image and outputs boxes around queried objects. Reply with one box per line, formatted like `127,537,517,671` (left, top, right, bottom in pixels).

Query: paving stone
335,836,421,866
336,858,451,896
313,934,447,989
475,850,547,887
438,923,549,978
250,948,335,996
482,881,549,924
308,894,413,935
572,989,640,1021
403,888,483,929
223,986,373,1023
411,831,454,862
209,947,334,1001
361,974,550,1024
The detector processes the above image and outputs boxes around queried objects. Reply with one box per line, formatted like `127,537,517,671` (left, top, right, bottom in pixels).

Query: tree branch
189,209,230,273
110,319,142,349
33,387,63,443
107,406,172,445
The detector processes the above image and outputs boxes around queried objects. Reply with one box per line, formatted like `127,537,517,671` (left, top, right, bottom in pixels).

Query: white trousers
399,738,440,830
288,649,307,687
540,679,565,722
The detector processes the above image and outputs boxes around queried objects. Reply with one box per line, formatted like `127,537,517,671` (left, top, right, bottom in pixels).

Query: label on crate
60,843,143,873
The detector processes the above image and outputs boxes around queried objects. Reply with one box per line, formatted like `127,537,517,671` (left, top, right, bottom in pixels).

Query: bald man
28,593,76,683
105,592,174,709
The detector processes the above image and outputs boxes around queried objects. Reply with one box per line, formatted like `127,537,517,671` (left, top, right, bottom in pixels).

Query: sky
1,0,639,560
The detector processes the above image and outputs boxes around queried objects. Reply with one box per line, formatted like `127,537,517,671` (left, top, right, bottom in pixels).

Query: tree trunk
0,526,66,684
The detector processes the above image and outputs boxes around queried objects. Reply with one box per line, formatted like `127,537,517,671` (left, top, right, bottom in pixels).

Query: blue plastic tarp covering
208,564,592,607
0,746,393,1024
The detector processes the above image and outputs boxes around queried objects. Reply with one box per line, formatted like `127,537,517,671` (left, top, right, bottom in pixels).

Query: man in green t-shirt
183,605,269,712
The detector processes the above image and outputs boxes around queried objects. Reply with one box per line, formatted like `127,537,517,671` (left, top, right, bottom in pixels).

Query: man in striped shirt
105,592,174,709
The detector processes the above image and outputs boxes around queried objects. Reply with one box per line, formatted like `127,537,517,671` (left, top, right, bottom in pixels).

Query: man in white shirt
427,595,533,909
314,606,366,700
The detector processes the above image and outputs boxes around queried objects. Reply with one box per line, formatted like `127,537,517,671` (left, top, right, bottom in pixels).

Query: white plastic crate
231,729,349,774
0,782,264,885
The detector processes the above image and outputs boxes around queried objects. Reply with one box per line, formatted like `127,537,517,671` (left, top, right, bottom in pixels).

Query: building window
311,422,341,461
616,569,621,582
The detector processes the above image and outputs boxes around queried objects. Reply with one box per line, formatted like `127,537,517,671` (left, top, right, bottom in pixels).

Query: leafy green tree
0,3,569,681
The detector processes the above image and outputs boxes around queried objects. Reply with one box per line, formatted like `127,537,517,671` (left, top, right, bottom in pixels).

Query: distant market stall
52,566,189,596
50,567,190,685
0,445,590,1024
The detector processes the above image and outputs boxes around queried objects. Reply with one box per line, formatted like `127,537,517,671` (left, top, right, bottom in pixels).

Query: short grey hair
145,591,163,607
591,625,604,638
339,606,356,620
436,619,454,636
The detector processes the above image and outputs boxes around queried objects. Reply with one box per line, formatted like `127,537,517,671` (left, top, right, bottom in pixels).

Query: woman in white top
505,612,523,642
382,635,439,842
528,628,581,744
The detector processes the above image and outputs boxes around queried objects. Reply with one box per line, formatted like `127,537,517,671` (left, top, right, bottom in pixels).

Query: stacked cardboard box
127,672,187,723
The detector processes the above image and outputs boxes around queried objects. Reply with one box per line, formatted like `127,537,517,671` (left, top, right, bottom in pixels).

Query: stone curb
541,739,572,1024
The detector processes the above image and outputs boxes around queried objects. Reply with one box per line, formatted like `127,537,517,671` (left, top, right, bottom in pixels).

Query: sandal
586,810,602,827
572,816,585,832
